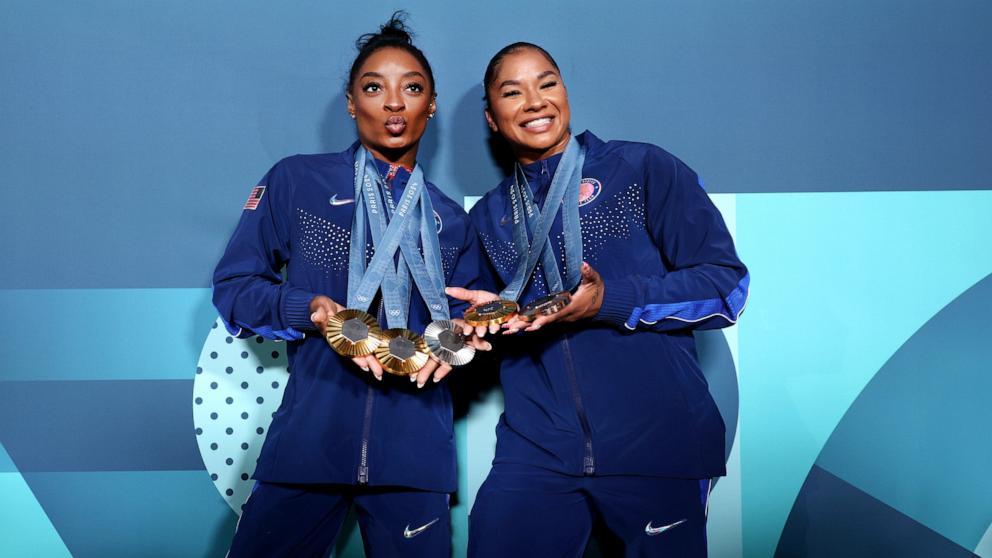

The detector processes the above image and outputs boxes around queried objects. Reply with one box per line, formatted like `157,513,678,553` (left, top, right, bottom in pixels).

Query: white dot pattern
297,208,351,272
193,318,288,514
574,182,645,264
297,208,460,279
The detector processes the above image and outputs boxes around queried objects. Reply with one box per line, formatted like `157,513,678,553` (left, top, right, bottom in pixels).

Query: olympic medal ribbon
346,148,423,318
499,137,587,302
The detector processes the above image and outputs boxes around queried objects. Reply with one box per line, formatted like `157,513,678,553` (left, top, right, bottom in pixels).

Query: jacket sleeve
212,159,319,341
594,147,749,332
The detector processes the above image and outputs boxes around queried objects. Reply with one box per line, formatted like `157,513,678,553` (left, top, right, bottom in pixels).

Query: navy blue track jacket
212,143,489,492
469,131,749,479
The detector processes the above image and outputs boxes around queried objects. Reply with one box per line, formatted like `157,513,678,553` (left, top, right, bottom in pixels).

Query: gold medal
325,309,382,357
463,299,519,327
520,291,572,320
424,320,475,367
375,328,431,375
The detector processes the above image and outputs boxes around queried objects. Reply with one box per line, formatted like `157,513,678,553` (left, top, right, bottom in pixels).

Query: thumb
310,307,327,325
580,261,595,282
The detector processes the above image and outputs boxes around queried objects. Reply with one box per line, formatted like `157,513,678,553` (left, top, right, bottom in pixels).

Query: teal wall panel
736,190,992,558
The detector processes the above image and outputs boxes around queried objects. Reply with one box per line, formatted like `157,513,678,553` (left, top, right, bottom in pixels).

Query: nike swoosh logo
645,518,686,536
329,194,355,206
403,517,440,539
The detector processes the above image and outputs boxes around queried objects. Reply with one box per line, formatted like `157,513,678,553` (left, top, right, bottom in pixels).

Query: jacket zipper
358,297,383,484
561,335,595,475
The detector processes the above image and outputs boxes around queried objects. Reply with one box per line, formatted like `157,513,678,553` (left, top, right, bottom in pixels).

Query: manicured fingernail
410,375,417,382
417,382,425,389
433,376,441,382
360,366,369,372
375,374,382,381
485,342,493,350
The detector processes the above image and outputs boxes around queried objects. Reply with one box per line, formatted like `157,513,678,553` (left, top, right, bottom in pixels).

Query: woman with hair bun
213,13,491,557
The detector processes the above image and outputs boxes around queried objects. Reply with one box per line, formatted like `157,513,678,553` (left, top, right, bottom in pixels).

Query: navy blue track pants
468,464,709,558
228,482,451,557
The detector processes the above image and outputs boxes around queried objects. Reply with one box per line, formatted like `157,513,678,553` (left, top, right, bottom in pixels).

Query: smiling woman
482,42,571,165
445,43,751,558
211,12,493,558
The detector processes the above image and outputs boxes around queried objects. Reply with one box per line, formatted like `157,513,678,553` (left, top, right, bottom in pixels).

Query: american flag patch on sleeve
244,186,266,210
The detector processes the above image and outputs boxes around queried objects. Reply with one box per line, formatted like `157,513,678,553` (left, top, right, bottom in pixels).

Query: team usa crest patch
578,178,602,206
244,186,266,210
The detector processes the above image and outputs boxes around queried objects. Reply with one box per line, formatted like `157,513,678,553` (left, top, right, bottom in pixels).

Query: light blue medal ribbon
499,137,587,302
346,147,423,328
397,189,450,322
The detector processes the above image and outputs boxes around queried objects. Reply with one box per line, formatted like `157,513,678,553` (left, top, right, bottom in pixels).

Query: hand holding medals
449,137,604,335
319,147,490,387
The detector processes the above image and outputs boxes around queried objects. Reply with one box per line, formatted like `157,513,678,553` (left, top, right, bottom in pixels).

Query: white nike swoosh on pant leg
645,518,687,536
403,517,440,538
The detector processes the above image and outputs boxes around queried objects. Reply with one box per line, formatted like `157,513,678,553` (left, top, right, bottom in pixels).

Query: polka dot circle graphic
193,318,289,514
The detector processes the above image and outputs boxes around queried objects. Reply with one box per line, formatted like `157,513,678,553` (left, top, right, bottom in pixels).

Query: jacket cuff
282,288,319,331
594,277,639,328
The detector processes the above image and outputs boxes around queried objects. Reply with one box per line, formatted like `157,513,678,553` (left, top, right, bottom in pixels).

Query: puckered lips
385,115,407,136
520,115,554,134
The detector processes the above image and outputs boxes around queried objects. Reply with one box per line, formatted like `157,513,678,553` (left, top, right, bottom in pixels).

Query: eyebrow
360,71,426,80
497,71,559,89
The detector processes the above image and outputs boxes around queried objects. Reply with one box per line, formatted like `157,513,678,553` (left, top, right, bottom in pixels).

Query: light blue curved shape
737,190,992,558
815,273,992,550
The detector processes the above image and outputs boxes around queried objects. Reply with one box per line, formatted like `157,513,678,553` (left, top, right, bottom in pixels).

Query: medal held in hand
325,147,425,362
388,176,478,369
520,291,571,320
326,309,382,356
463,299,520,327
376,328,431,375
424,320,476,367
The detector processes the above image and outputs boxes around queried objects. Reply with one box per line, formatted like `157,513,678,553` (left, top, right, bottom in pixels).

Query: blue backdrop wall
2,1,990,556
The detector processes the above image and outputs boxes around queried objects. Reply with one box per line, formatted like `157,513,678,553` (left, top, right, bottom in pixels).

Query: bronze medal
463,299,519,327
375,328,431,375
423,320,475,367
520,291,572,320
325,309,382,357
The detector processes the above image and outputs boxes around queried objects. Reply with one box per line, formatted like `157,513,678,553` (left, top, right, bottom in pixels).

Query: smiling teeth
524,117,551,128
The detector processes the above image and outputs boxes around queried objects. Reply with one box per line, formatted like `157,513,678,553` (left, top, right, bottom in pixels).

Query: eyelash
501,81,558,98
361,82,425,94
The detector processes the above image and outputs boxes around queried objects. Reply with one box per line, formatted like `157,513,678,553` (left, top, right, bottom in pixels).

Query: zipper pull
583,441,595,475
358,466,369,484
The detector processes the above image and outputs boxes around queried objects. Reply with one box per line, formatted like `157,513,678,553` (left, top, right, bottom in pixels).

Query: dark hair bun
347,11,435,93
356,11,413,51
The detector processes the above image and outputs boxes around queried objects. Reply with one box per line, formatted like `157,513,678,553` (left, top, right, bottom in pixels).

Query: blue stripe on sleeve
221,317,304,341
625,273,750,329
